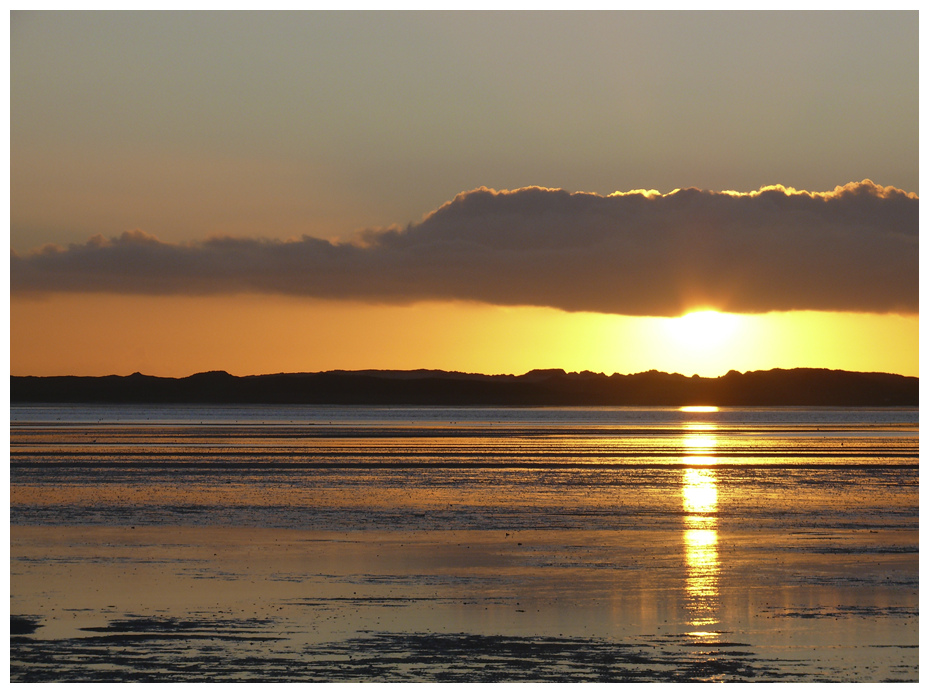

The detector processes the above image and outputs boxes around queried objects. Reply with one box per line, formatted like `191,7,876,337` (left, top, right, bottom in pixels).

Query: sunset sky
9,11,919,378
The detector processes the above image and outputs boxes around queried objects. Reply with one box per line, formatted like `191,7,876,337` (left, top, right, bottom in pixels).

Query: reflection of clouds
681,426,720,636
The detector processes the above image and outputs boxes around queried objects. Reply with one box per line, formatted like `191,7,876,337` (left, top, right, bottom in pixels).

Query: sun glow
10,296,918,379
667,310,739,350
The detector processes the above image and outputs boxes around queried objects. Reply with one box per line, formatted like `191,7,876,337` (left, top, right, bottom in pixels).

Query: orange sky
9,295,918,378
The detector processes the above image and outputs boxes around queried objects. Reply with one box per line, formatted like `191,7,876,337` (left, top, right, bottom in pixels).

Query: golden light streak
681,426,720,634
682,468,718,519
680,406,719,413
682,422,718,460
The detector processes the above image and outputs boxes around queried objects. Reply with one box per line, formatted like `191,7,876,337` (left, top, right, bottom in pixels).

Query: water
10,404,918,531
9,404,919,682
9,402,919,426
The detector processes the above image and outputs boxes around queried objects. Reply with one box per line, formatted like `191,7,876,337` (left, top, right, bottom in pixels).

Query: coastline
10,367,919,407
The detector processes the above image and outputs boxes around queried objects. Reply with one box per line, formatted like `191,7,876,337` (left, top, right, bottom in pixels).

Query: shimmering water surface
10,405,919,682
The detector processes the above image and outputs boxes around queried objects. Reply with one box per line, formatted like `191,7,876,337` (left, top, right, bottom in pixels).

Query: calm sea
10,404,918,532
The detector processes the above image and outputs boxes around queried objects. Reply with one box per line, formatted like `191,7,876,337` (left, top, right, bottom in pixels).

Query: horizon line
10,366,918,380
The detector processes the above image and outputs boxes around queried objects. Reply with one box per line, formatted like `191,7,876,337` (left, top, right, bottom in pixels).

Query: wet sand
10,404,919,681
10,523,918,682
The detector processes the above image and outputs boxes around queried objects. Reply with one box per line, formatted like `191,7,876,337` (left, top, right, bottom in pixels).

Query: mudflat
10,523,918,682
10,404,919,682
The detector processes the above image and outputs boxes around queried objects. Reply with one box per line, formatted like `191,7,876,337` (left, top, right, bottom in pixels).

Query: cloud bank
11,180,917,317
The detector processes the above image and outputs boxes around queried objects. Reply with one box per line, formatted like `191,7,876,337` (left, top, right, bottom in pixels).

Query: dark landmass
9,368,918,406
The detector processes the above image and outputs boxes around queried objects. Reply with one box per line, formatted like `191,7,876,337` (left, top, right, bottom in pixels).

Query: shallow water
9,405,919,682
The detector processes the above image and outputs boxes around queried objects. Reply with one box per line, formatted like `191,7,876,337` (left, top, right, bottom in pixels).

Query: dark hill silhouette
9,368,918,406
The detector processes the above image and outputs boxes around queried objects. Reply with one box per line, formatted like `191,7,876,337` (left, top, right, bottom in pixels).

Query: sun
666,310,739,350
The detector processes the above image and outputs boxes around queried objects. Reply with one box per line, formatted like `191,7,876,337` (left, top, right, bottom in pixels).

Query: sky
8,11,920,378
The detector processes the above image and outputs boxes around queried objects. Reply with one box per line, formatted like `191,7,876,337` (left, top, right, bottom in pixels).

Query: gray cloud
10,180,917,317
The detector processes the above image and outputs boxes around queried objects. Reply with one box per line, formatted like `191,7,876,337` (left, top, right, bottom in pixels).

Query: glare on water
8,404,920,682
681,423,720,636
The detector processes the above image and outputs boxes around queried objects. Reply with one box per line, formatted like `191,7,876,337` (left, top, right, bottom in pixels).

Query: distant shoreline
10,368,918,407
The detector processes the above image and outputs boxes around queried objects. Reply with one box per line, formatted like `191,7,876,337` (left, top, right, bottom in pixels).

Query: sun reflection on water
681,423,720,638
682,422,718,462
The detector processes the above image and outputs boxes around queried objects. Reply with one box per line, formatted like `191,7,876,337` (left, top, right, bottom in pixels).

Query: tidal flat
9,404,919,682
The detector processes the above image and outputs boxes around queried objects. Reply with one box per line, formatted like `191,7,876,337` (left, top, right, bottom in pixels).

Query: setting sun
666,310,740,350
